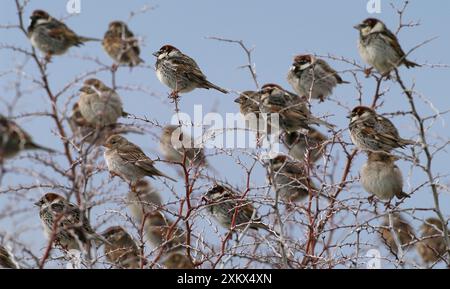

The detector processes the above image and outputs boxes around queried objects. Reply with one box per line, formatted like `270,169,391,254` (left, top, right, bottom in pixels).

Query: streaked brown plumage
102,226,141,269
205,185,268,231
283,128,327,164
259,83,335,133
163,252,194,269
103,21,143,67
268,155,318,203
416,218,449,264
78,78,126,127
355,18,419,75
27,10,99,59
0,114,54,161
145,211,185,251
349,106,415,152
287,54,348,102
159,125,206,167
153,45,228,95
127,179,162,225
234,90,267,133
35,193,107,251
0,245,18,269
103,135,177,185
380,214,414,253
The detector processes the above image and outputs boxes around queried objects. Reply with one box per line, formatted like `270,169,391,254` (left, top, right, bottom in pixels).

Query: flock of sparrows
0,9,447,268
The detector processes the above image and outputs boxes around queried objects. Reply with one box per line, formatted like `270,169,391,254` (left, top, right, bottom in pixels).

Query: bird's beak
234,97,241,104
353,24,363,30
33,201,40,207
152,51,160,57
79,86,89,93
346,114,352,119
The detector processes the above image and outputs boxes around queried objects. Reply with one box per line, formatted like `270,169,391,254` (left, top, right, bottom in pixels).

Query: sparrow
267,155,318,203
380,214,414,253
153,45,228,96
354,18,419,76
78,78,127,127
0,114,54,161
0,245,18,269
349,106,415,152
287,54,348,102
162,252,194,269
69,102,139,146
416,218,449,264
159,125,206,167
102,21,143,67
27,10,99,60
234,90,267,133
127,179,162,226
144,211,185,251
259,83,335,133
35,193,107,251
360,152,409,200
102,226,141,269
282,128,327,164
204,185,268,231
103,134,177,186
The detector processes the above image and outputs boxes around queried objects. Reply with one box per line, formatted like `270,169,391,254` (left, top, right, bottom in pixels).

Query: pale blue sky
0,0,449,268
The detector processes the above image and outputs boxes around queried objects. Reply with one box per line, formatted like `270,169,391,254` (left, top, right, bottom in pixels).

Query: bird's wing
46,20,81,44
378,30,407,59
117,143,161,174
361,121,401,148
169,54,207,83
315,59,345,83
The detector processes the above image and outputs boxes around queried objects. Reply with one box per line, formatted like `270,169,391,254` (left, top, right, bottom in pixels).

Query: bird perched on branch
102,226,142,269
127,179,162,225
144,211,185,251
349,106,415,152
27,10,99,61
103,135,177,187
287,54,348,102
354,18,420,76
103,21,143,68
379,214,414,253
234,90,268,133
78,78,127,127
153,45,228,97
35,193,108,251
282,128,327,164
416,218,449,264
259,83,335,133
204,185,270,232
162,252,194,269
360,152,409,201
0,114,54,161
159,125,206,167
267,155,318,203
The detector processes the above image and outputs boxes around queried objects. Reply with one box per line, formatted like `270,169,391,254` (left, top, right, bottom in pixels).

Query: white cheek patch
351,115,359,123
371,22,385,33
361,26,371,36
299,63,312,70
158,52,167,60
36,18,51,25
